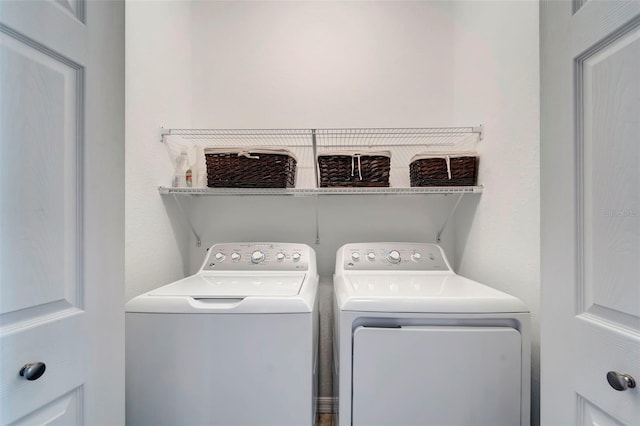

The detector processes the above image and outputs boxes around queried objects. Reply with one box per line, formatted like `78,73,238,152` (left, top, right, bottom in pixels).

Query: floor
317,413,333,426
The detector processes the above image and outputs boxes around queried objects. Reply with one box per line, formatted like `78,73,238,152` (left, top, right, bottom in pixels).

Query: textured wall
125,0,193,301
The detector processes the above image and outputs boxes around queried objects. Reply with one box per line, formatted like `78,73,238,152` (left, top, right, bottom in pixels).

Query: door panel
581,26,639,326
352,326,521,426
541,1,640,424
0,14,86,424
1,314,87,424
0,0,124,424
10,387,83,426
0,26,82,319
577,395,625,426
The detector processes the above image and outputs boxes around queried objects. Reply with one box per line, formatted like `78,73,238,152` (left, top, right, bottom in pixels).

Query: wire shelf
162,126,482,147
161,126,482,189
159,186,483,196
159,127,484,246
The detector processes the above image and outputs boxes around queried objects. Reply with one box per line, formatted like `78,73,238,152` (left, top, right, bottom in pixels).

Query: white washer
126,242,319,426
333,243,530,426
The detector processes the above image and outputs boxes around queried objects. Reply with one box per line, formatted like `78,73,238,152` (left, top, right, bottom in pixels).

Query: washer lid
126,272,317,314
336,273,528,313
149,273,306,298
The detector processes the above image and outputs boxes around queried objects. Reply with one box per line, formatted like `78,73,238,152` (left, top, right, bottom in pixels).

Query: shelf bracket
172,194,202,247
472,124,484,141
435,193,465,243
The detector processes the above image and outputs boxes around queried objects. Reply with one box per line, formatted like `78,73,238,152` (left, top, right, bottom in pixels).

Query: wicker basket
410,152,478,187
317,150,391,187
204,147,297,188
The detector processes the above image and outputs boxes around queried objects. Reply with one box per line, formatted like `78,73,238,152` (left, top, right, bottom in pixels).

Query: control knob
351,252,360,261
292,253,301,262
251,250,266,264
276,252,286,261
411,252,422,262
386,250,401,264
214,252,225,262
230,252,241,262
367,252,376,261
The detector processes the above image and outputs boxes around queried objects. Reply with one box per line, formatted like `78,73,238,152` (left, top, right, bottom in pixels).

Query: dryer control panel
337,243,451,272
202,242,311,271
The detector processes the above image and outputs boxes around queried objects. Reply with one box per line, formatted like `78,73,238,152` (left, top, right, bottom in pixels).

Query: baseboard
316,396,338,414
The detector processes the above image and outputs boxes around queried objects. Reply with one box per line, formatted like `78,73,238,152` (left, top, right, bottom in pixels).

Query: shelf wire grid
161,127,481,189
162,127,480,148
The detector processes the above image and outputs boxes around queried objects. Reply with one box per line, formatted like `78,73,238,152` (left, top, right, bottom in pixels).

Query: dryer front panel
352,326,521,426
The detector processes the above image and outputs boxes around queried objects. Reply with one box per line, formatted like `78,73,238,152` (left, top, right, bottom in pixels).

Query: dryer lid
335,273,528,313
149,273,307,298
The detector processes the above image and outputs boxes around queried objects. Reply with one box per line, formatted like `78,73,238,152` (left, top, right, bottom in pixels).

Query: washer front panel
352,326,522,426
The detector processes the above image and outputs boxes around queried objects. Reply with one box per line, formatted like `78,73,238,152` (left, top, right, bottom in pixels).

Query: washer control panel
202,243,309,271
340,243,451,271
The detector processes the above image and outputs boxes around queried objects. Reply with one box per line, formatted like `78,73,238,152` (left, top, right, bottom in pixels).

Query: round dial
366,252,376,261
386,250,401,264
276,252,286,261
411,252,422,262
214,252,225,262
292,252,301,262
251,250,266,264
351,252,360,261
230,252,241,262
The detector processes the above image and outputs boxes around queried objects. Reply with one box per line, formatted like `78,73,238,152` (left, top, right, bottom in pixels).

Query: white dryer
126,242,319,426
333,243,530,426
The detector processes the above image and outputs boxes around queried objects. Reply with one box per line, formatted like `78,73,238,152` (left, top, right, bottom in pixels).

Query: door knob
606,371,636,391
19,362,46,381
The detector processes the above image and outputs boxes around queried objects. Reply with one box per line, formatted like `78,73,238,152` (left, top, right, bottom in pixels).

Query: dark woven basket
410,154,478,187
318,152,391,187
205,148,297,188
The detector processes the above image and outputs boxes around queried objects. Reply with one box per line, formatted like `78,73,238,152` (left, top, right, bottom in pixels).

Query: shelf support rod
312,129,321,244
172,194,201,247
436,193,465,243
312,129,319,187
314,194,320,245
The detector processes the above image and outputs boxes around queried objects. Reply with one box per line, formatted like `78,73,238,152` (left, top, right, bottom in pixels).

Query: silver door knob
19,362,46,381
606,371,636,391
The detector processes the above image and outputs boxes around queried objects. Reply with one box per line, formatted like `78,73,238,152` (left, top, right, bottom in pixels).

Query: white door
0,1,124,424
541,1,640,425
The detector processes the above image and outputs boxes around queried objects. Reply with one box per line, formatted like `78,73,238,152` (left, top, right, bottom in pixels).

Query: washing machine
126,242,319,426
333,243,530,426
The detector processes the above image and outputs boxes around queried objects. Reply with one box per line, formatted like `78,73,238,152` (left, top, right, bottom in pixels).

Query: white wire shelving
158,186,483,196
160,126,483,193
159,126,484,245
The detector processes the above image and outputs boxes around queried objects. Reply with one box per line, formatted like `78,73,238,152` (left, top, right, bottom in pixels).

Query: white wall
450,2,540,424
125,0,540,422
190,1,455,128
125,0,193,301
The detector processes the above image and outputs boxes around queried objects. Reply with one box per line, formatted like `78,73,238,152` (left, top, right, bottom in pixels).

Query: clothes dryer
126,242,319,426
333,242,530,426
